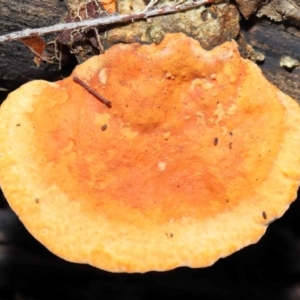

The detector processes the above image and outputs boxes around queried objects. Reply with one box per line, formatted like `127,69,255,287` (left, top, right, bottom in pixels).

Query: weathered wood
0,0,68,92
242,18,300,102
0,0,218,42
1,1,300,104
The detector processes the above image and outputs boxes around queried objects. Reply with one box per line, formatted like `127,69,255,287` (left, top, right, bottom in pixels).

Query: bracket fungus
1,33,300,273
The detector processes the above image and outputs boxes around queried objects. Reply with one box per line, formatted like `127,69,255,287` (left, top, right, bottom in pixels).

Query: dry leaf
235,0,264,19
20,37,47,67
257,0,300,25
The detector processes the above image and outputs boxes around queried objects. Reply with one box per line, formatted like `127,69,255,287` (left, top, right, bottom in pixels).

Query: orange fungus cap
1,33,300,272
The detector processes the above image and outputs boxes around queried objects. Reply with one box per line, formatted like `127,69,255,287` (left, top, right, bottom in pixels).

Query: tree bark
0,0,69,93
242,18,300,102
1,1,300,102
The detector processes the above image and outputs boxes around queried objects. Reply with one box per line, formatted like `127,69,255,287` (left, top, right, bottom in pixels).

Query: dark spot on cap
35,198,39,204
229,142,232,149
214,137,218,146
166,233,174,238
229,132,233,136
262,211,267,219
16,124,20,126
101,124,107,131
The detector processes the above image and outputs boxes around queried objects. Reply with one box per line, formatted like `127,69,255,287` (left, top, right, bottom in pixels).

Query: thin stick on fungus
73,76,112,107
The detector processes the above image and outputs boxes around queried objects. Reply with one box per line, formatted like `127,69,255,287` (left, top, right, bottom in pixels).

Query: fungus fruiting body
1,33,300,273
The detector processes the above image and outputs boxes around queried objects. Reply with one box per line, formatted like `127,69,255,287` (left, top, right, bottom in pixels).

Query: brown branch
0,0,215,43
73,76,112,107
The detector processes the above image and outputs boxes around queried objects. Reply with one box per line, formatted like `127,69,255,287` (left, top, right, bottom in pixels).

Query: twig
73,76,112,107
0,0,215,43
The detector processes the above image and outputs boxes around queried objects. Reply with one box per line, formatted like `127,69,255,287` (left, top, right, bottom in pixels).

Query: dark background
1,185,300,300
